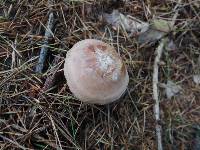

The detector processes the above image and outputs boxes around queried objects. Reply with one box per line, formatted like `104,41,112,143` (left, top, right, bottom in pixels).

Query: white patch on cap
112,70,119,81
95,48,120,81
95,49,114,71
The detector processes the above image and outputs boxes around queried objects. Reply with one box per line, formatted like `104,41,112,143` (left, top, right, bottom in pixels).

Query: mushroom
64,39,129,105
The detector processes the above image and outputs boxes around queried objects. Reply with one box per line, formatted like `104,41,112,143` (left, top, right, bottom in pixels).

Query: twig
152,2,181,148
153,38,167,150
35,0,54,73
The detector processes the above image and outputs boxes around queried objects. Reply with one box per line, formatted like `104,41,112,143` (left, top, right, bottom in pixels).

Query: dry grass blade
0,135,29,150
48,114,63,150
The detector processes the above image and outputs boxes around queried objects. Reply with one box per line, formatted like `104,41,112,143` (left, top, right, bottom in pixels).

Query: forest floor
0,0,200,149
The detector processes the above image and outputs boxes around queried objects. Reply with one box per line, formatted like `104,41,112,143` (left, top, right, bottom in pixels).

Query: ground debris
193,75,200,84
161,80,182,99
102,9,173,44
0,0,199,149
35,0,55,73
42,55,64,92
193,126,200,150
138,19,172,44
102,9,149,34
193,56,200,85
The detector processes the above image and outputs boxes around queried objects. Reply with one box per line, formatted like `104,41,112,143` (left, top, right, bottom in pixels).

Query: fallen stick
153,38,167,150
152,1,181,148
36,1,54,73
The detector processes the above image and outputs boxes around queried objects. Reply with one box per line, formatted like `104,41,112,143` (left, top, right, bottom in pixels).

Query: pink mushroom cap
64,39,129,105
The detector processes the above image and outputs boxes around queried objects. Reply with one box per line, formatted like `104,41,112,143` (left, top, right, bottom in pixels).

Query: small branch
153,38,167,150
35,1,54,73
152,1,181,148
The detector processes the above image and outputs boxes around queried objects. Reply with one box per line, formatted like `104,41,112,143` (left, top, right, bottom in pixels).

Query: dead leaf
103,10,149,34
152,19,172,32
193,75,200,84
193,126,200,150
103,10,173,44
138,29,166,44
163,80,181,99
193,56,200,84
165,39,176,51
138,19,172,44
